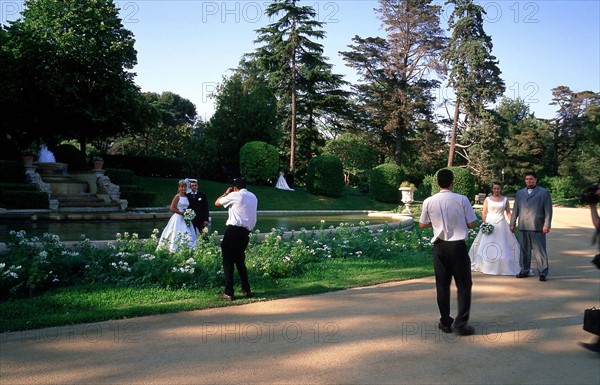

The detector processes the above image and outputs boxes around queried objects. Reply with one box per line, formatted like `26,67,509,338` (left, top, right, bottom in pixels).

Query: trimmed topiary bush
305,155,345,197
368,163,404,203
431,167,477,201
239,141,279,185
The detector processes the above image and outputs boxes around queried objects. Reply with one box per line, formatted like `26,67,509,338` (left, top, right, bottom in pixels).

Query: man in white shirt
419,169,478,336
215,177,258,301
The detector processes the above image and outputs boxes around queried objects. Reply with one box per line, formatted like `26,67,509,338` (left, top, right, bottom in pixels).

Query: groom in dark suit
187,179,209,235
510,172,553,281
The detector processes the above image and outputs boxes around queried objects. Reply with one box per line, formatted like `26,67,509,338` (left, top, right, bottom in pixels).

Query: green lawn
0,177,428,333
135,176,400,211
0,252,433,333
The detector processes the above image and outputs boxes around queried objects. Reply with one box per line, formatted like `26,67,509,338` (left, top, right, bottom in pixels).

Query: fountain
24,145,127,212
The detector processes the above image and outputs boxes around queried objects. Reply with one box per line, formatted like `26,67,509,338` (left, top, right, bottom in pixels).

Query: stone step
54,194,104,203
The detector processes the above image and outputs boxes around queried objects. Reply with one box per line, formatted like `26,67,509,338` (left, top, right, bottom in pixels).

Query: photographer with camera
214,177,257,301
580,182,600,354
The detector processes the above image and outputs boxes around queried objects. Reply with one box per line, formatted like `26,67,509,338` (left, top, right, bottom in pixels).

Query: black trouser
221,225,251,296
433,240,472,328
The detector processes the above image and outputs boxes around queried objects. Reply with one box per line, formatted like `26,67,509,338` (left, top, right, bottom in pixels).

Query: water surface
0,213,396,242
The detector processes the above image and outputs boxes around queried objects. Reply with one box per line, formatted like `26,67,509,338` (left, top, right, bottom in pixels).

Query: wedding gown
275,172,294,191
156,196,198,252
469,197,521,275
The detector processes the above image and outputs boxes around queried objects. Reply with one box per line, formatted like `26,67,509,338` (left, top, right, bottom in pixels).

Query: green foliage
105,168,135,185
431,167,477,201
544,176,585,207
305,155,345,197
0,221,432,305
104,154,183,178
2,0,141,148
322,133,378,186
205,74,280,178
368,163,405,203
340,1,446,165
0,160,26,183
0,137,21,161
0,190,49,209
247,0,350,173
239,141,279,185
120,190,157,208
53,144,87,171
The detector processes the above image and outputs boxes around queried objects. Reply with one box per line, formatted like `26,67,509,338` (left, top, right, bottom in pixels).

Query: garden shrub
239,141,279,185
368,163,404,203
431,167,477,201
544,175,583,206
305,155,345,197
0,160,26,183
0,190,49,209
53,144,87,171
103,155,183,178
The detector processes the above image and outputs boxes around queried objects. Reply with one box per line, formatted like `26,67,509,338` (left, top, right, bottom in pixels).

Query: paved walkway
1,207,599,384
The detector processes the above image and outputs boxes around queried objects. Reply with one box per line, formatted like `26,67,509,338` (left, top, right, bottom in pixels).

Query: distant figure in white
275,171,294,191
38,144,56,163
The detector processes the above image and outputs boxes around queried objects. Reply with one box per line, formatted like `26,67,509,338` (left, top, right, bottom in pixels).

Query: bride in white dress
275,171,294,191
157,180,198,252
469,182,520,275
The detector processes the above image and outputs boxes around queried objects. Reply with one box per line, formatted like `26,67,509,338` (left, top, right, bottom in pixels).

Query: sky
2,0,599,122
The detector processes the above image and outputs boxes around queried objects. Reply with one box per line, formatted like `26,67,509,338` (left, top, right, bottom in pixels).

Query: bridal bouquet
183,208,196,227
481,222,494,235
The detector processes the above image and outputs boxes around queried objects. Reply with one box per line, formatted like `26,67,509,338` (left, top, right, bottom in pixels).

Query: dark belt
227,224,250,233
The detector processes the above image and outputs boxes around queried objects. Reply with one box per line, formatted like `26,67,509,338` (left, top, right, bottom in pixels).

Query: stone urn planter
399,183,415,214
93,158,104,170
21,152,35,166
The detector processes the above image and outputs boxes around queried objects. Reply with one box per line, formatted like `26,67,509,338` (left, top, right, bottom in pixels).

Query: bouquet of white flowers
481,222,494,235
183,208,196,227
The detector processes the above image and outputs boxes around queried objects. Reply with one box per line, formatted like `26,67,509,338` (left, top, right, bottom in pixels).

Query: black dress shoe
438,323,452,333
219,293,234,301
539,275,547,282
454,325,475,336
516,271,529,278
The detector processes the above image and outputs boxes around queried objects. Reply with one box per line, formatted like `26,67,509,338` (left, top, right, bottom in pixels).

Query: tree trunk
447,100,460,167
289,21,297,174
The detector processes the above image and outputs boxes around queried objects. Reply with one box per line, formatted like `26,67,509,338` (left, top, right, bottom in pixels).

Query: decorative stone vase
399,187,414,214
21,153,35,166
93,160,104,170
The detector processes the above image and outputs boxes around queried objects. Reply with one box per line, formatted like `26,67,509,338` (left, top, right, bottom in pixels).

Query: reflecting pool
0,212,398,242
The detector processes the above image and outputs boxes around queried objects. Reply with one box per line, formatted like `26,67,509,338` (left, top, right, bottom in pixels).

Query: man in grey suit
509,172,553,281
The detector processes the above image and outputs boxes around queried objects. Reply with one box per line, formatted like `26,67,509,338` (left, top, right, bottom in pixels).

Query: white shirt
419,189,477,243
218,188,258,230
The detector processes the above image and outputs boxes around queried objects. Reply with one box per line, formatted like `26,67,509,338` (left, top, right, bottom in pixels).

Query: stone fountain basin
33,162,68,175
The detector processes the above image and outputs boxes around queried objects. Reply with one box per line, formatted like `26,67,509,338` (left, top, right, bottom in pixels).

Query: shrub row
0,190,49,209
0,160,26,184
104,155,184,178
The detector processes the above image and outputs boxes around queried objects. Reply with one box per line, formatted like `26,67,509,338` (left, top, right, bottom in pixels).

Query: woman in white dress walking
469,182,521,275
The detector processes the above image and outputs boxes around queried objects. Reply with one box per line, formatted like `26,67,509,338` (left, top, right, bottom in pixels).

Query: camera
579,183,600,204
